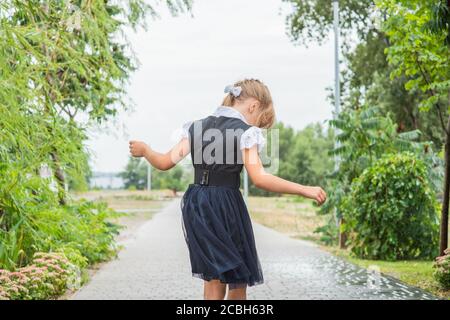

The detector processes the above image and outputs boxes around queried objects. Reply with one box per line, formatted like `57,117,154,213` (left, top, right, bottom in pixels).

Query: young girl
129,79,327,300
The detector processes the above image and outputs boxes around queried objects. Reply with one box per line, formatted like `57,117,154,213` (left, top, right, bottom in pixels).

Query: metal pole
147,164,151,191
333,0,341,153
333,0,341,176
333,0,346,248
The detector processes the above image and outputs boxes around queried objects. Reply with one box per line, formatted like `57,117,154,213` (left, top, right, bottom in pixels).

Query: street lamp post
333,0,341,127
333,0,345,248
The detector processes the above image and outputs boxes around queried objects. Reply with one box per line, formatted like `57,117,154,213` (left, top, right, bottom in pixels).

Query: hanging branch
413,53,448,135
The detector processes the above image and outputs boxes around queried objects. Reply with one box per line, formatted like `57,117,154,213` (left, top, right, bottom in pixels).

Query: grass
248,195,449,299
248,195,329,242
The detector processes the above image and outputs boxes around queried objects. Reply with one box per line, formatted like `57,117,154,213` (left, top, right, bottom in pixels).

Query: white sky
86,0,334,173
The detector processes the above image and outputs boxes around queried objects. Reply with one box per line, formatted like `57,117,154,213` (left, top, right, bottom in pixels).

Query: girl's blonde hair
221,79,275,129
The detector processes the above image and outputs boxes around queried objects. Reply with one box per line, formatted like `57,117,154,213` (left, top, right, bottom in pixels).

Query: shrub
0,169,120,299
314,215,339,246
434,248,450,290
342,152,439,260
44,201,122,264
0,252,79,300
0,198,120,270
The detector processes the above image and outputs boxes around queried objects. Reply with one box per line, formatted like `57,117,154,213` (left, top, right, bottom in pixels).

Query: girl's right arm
243,145,327,205
129,138,190,171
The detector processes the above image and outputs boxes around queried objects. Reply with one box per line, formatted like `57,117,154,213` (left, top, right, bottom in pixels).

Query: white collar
212,106,249,125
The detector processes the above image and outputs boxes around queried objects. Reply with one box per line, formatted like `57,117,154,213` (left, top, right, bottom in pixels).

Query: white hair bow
224,85,242,97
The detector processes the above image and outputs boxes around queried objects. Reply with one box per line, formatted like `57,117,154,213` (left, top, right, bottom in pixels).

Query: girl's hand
303,186,327,206
129,140,149,157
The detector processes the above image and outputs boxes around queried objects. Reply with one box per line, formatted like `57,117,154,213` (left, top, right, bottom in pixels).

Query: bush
0,198,121,270
0,252,79,300
314,215,339,246
0,198,120,300
342,152,439,260
434,248,450,290
0,158,120,299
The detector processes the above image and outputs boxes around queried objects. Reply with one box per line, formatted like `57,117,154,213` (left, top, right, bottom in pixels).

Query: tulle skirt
180,184,264,288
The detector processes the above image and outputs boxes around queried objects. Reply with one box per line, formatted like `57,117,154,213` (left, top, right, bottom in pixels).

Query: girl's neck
230,104,250,123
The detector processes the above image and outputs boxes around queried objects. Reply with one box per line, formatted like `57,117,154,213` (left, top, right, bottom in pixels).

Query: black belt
194,168,240,188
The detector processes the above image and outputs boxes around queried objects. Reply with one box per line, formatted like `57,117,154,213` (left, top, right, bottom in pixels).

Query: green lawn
325,247,449,299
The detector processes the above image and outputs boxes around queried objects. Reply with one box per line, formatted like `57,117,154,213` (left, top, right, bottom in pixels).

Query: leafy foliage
321,106,441,216
342,29,445,147
0,188,120,270
0,0,192,300
153,166,190,194
342,152,439,260
313,215,339,246
379,0,450,112
426,0,450,46
377,0,450,256
282,0,375,45
281,0,448,256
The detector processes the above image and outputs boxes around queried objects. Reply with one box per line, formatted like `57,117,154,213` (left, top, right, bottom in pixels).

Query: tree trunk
339,217,347,249
440,114,450,256
50,151,67,206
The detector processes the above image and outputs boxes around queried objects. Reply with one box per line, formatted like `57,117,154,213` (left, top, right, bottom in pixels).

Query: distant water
90,172,124,189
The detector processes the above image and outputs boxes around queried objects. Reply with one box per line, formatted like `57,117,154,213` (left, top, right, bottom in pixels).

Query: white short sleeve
240,126,266,153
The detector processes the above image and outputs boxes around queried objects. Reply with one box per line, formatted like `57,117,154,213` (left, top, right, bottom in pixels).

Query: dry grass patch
72,189,173,211
71,190,174,240
248,196,327,242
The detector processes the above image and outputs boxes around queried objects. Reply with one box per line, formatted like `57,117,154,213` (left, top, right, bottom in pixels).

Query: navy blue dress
180,107,264,289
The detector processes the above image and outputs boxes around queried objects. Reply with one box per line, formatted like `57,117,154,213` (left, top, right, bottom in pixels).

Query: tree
119,157,190,194
0,0,192,204
378,0,450,255
152,166,189,196
344,30,445,147
282,0,375,46
119,157,148,190
0,0,192,270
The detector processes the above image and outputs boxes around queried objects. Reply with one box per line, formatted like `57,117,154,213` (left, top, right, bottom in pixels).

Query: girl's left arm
243,145,327,205
129,138,190,171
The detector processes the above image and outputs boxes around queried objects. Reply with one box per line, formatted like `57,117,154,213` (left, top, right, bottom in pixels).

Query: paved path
71,199,437,300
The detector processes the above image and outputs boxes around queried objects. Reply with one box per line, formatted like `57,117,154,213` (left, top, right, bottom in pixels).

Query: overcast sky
86,0,335,173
